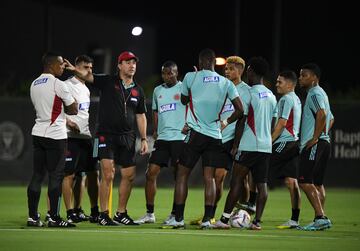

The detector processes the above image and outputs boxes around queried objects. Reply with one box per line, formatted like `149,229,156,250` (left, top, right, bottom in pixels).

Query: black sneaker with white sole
113,211,139,225
98,212,119,226
48,216,76,227
27,213,44,227
75,207,89,221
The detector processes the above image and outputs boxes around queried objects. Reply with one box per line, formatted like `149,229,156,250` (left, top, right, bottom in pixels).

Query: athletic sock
291,208,300,221
146,204,154,214
249,191,257,205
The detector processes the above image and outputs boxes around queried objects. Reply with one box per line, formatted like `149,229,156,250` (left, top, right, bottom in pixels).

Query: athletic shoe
235,202,256,215
44,211,50,222
89,213,99,223
27,214,44,227
134,213,156,224
214,220,231,229
302,218,332,231
75,208,89,221
277,219,299,229
189,216,202,225
189,216,216,225
113,211,139,225
248,221,262,230
161,217,185,229
200,220,215,229
67,212,82,223
163,214,175,224
48,216,76,227
98,212,118,226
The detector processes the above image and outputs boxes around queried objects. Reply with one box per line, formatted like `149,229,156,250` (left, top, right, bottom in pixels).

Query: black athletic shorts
220,139,235,171
235,151,270,183
94,133,136,167
270,141,299,179
298,140,330,185
64,138,98,175
179,129,227,169
149,140,184,168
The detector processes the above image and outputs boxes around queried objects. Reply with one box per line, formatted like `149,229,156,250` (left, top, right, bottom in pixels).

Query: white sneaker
200,220,215,229
134,213,156,224
161,217,185,229
163,214,175,224
214,220,231,229
277,219,299,229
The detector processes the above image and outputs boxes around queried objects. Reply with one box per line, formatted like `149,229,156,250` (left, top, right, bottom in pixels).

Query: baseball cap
118,51,139,63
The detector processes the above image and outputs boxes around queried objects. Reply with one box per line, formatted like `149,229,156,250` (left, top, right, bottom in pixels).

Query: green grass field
0,186,359,251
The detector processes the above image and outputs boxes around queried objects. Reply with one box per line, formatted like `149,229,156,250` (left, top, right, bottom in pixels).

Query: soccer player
166,49,243,229
270,71,302,229
27,52,77,227
135,61,185,224
297,63,333,231
73,51,148,225
216,57,277,230
62,55,99,224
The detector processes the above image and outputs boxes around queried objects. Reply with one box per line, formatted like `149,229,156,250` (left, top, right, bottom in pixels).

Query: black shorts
179,129,227,169
220,139,235,171
64,138,98,175
270,141,299,179
235,151,270,183
94,133,136,167
149,140,184,168
298,140,330,185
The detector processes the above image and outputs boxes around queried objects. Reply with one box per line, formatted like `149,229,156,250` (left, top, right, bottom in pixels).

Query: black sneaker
67,212,82,223
98,212,118,226
44,211,50,223
89,213,99,223
27,213,44,227
48,216,76,228
113,211,139,225
75,208,89,221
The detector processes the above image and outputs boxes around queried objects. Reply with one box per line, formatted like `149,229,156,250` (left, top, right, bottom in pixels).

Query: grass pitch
0,186,359,251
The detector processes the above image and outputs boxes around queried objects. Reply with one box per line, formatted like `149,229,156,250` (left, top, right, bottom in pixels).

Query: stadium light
131,26,143,36
216,57,226,66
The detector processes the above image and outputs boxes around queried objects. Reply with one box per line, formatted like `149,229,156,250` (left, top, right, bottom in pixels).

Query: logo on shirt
203,76,220,83
222,104,234,114
159,103,176,113
174,94,180,100
259,92,270,99
79,102,90,110
33,78,48,86
131,88,139,97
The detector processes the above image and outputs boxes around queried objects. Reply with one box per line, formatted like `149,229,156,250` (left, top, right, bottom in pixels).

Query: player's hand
152,132,158,141
230,146,238,158
63,58,76,71
66,120,80,134
140,140,148,155
306,138,318,150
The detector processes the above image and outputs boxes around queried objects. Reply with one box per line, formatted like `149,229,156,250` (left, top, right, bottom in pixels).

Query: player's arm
231,115,246,157
306,108,326,149
64,101,78,115
66,118,80,133
152,111,158,140
136,113,148,155
329,111,335,131
271,118,287,143
64,58,94,83
181,94,190,105
221,96,243,130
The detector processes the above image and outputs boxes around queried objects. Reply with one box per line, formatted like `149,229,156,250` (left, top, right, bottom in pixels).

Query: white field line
0,228,358,241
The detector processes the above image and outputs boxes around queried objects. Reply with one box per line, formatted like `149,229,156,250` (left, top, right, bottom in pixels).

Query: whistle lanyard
120,82,132,117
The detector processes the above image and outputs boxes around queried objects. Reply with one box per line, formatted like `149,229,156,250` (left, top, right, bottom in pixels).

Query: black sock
91,206,99,215
202,205,213,222
211,205,217,219
146,204,154,214
171,202,176,215
67,209,75,216
220,214,230,224
291,208,300,221
175,204,185,221
249,191,257,205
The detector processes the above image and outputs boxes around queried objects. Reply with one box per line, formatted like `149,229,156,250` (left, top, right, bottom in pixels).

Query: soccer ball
229,209,251,228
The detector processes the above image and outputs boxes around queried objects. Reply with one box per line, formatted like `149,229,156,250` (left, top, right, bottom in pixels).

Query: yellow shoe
189,217,202,225
210,218,216,224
